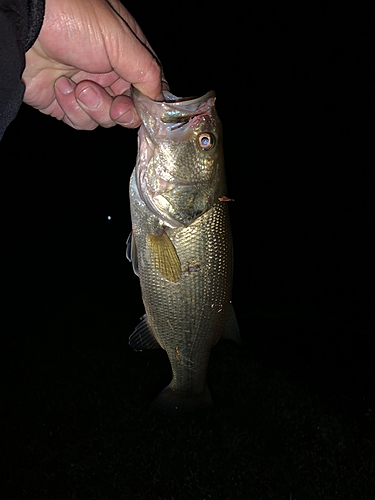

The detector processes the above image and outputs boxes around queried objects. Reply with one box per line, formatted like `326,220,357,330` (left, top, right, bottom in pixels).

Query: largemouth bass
127,87,240,414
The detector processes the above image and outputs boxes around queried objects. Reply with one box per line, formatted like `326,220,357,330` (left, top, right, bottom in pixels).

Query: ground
2,217,374,498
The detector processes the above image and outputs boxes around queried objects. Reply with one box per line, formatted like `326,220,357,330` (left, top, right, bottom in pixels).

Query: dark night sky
1,3,375,499
1,2,373,338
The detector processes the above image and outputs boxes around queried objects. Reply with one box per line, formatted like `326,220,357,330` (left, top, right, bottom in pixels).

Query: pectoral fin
126,231,139,277
129,314,160,351
147,229,181,282
222,304,241,345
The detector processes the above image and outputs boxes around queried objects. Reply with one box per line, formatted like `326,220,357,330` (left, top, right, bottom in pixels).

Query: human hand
22,0,164,130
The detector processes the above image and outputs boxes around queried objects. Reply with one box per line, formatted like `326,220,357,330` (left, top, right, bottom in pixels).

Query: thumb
106,3,163,99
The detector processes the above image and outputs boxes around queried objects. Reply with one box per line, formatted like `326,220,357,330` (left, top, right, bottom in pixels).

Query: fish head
132,87,225,227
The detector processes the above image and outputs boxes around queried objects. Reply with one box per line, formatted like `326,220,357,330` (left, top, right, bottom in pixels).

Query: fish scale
127,87,240,414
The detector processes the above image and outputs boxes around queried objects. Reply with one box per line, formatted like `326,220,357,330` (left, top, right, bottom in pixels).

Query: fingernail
78,86,100,109
118,109,134,125
56,77,74,95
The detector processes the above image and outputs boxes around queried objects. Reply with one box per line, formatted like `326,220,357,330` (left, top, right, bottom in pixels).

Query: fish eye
198,133,215,151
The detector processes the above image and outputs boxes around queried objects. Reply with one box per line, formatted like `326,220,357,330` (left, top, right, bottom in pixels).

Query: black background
1,2,375,499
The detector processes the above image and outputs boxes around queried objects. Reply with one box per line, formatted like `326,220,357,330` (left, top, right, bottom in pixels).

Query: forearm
0,0,45,140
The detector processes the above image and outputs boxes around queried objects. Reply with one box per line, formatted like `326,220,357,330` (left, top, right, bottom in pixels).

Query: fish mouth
132,86,216,133
132,86,216,106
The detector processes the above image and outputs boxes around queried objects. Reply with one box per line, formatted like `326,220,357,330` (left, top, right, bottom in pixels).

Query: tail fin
149,383,213,416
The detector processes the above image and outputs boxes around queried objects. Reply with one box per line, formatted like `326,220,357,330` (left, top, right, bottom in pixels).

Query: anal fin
129,314,160,351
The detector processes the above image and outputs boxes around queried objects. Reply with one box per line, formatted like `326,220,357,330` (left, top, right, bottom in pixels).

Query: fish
127,86,240,415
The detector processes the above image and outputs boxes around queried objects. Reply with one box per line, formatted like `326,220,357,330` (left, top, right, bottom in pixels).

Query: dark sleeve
0,0,45,140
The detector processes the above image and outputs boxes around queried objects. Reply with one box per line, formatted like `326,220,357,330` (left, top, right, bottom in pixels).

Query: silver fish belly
127,87,240,414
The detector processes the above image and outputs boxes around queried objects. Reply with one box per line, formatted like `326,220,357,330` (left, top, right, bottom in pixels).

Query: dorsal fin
221,304,241,345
